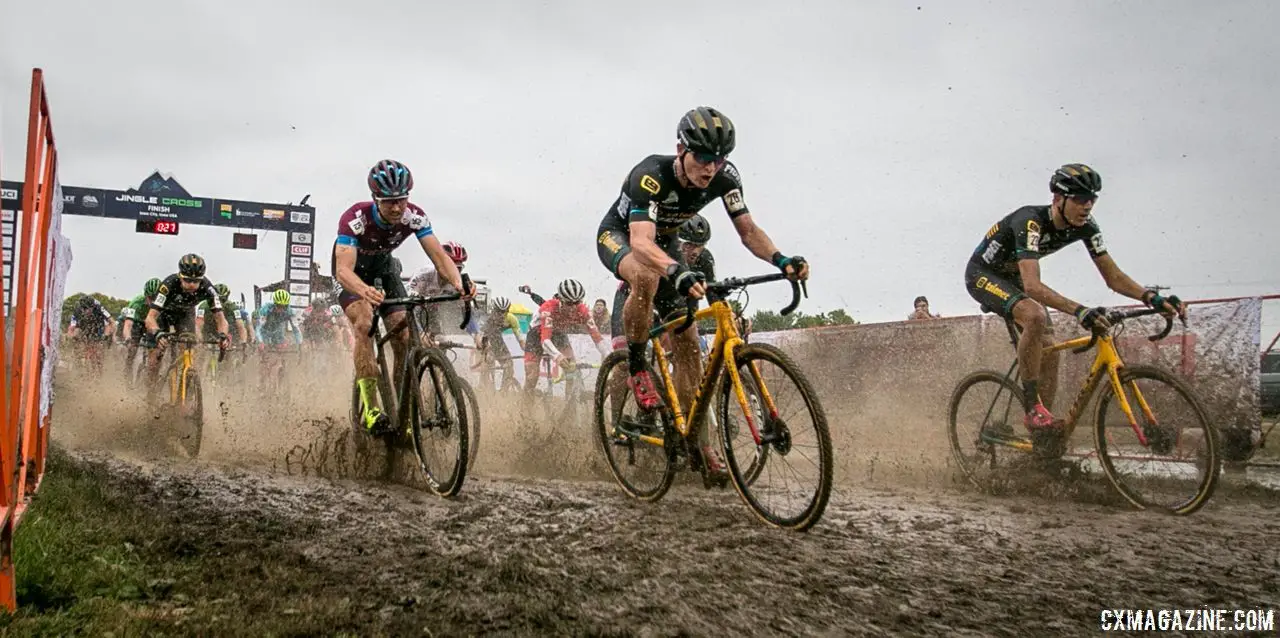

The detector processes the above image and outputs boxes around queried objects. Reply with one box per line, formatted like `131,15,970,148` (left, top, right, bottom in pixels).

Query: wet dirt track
65,448,1280,637
49,359,1280,636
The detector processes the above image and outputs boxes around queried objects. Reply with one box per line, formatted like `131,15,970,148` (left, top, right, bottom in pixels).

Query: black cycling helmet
678,214,712,244
677,106,736,157
1050,163,1102,198
368,159,414,198
178,253,206,279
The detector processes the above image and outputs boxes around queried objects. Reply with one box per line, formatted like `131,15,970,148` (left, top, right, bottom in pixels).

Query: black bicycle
348,287,473,497
437,339,483,471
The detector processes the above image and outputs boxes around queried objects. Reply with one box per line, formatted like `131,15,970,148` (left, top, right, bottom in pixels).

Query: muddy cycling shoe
627,370,663,412
1024,404,1066,459
1023,403,1060,432
362,407,393,436
698,445,730,488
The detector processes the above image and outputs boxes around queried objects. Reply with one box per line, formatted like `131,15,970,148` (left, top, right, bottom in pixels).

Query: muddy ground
40,351,1280,636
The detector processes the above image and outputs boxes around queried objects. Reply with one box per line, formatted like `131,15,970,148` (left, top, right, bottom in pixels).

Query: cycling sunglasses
1068,193,1098,204
689,151,727,167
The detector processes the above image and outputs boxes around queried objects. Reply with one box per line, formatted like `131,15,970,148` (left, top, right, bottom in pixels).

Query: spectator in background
908,295,941,321
592,299,609,336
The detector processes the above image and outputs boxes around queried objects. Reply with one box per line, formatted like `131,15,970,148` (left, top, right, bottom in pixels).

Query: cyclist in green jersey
195,283,249,345
119,278,163,383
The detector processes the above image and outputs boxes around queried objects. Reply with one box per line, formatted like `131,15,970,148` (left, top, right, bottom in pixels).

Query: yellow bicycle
948,307,1220,515
150,332,226,457
594,273,833,531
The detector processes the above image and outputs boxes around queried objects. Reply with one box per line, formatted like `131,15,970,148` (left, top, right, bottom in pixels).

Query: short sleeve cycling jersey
481,311,522,341
531,298,604,344
151,274,221,314
970,205,1108,277
599,154,749,235
119,295,149,323
334,201,433,255
257,303,302,344
408,268,455,297
70,298,111,330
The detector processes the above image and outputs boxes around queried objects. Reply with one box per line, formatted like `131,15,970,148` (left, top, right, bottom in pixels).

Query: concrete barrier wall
454,298,1261,485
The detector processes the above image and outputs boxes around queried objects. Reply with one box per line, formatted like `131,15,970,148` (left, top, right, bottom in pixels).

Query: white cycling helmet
492,296,511,312
557,279,586,304
329,304,343,316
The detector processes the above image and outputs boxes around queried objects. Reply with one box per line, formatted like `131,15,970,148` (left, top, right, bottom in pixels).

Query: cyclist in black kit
596,106,808,474
965,163,1187,435
610,214,717,350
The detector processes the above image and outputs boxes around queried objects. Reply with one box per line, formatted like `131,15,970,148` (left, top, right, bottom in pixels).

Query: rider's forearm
1024,281,1085,315
542,337,563,359
334,265,366,295
1105,270,1149,301
631,237,677,271
739,223,781,263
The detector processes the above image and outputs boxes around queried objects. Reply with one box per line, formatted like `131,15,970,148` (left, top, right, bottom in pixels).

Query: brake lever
674,297,698,335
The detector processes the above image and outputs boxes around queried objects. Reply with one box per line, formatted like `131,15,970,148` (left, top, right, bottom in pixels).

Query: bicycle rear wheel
947,370,1029,489
719,343,832,531
1093,365,1220,515
593,351,675,501
409,347,469,497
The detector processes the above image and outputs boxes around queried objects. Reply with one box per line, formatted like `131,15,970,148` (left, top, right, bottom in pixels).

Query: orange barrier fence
0,68,61,612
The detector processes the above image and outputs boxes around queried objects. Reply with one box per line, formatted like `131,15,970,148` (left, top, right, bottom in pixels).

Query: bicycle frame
366,287,473,433
992,308,1172,452
640,299,779,449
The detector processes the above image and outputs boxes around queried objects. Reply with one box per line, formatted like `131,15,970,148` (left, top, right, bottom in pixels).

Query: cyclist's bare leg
385,309,410,386
346,302,378,379
522,355,541,395
671,325,705,440
618,255,658,346
1011,299,1059,417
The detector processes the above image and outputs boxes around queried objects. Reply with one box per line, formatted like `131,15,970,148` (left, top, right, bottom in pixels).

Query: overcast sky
2,0,1278,337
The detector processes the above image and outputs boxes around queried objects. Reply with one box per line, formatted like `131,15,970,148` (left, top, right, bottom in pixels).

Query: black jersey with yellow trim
970,205,1108,276
599,154,748,235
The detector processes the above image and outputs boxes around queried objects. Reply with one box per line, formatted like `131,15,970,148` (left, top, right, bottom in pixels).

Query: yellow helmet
272,289,291,306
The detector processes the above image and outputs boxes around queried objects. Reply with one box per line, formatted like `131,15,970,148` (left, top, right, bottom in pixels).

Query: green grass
0,449,397,636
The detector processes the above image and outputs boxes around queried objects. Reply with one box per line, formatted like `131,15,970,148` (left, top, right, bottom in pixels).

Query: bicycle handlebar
1071,306,1178,354
369,274,474,338
157,332,227,362
670,272,806,336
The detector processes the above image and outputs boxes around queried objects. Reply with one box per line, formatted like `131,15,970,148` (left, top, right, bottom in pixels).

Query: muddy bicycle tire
1093,365,1220,515
409,347,469,497
718,343,833,531
593,351,676,502
947,370,1027,488
457,376,481,470
180,371,204,458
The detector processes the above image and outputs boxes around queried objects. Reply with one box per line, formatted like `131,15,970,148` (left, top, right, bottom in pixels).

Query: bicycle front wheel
409,348,469,497
1093,365,1220,515
593,351,676,501
179,371,204,458
719,343,833,531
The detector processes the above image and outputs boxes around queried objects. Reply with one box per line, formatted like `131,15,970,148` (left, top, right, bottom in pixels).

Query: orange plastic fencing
0,68,60,613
